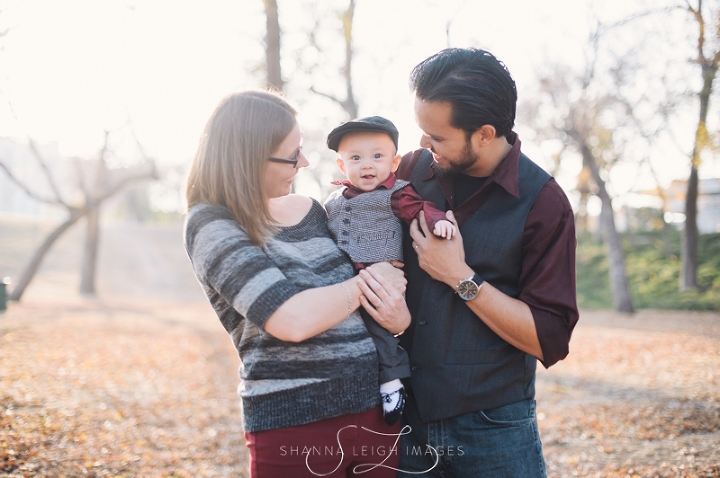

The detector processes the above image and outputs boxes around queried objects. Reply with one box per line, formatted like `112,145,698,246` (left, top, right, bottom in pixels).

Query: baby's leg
360,308,410,425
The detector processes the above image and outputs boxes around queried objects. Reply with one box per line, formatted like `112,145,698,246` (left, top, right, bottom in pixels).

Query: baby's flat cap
327,116,399,152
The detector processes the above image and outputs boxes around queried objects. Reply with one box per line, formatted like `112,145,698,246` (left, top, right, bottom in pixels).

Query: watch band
456,273,484,301
471,273,484,288
456,273,484,291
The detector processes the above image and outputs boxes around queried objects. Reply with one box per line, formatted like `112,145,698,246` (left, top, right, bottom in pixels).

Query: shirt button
411,365,420,371
418,320,427,325
341,240,348,245
345,206,352,212
343,218,350,224
342,230,349,236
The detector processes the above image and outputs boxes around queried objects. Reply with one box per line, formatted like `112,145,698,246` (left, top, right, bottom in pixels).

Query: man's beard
433,140,478,176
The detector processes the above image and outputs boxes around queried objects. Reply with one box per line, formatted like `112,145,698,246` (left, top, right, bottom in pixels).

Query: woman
184,90,409,477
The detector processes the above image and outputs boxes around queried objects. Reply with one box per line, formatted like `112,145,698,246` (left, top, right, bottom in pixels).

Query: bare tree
264,0,284,91
78,132,110,296
525,38,637,312
523,0,697,311
259,0,362,201
0,135,157,302
568,122,635,313
680,0,720,290
80,203,101,295
309,0,358,119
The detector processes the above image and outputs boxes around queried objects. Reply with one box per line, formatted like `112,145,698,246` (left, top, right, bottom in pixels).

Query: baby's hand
433,219,456,239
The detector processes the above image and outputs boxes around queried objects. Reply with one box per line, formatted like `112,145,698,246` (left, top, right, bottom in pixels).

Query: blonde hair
186,90,297,244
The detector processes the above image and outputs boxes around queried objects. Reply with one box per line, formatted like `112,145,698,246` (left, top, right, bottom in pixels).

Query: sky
0,0,716,211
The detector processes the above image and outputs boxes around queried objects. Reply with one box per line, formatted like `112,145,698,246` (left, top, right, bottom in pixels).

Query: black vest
400,150,551,422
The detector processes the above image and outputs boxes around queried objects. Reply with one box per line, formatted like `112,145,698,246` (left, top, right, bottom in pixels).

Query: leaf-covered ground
537,310,720,478
0,300,245,477
1,301,718,477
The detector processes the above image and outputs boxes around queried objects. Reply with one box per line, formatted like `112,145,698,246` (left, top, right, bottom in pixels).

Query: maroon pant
245,406,401,477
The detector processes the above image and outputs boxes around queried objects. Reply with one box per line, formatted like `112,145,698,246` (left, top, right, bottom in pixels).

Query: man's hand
410,210,473,288
410,211,544,360
358,265,410,335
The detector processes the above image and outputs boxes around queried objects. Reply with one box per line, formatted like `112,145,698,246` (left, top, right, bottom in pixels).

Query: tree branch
604,5,684,32
687,0,707,62
309,86,346,108
0,160,61,205
27,139,68,206
128,125,152,163
94,164,158,204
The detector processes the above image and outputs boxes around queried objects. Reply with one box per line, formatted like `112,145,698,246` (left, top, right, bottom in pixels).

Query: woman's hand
357,263,410,335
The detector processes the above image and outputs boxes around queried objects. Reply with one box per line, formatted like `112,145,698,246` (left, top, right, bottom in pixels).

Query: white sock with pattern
380,379,403,414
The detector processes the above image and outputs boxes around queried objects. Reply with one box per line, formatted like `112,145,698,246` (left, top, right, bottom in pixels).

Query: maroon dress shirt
395,133,579,367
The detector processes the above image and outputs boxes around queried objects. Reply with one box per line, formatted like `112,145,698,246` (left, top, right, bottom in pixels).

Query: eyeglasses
268,148,302,168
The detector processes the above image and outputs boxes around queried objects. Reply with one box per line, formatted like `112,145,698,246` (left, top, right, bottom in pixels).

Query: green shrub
575,230,720,311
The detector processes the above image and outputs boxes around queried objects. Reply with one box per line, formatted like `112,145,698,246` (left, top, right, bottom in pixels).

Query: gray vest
325,180,409,263
400,150,551,422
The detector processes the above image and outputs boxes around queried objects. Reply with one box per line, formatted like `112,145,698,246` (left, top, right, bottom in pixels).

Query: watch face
457,280,479,300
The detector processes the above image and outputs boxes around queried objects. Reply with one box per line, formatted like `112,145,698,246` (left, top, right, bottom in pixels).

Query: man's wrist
446,266,475,289
456,272,484,301
388,322,408,337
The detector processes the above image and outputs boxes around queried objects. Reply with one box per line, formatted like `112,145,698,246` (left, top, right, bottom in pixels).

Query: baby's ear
391,153,402,172
336,157,347,175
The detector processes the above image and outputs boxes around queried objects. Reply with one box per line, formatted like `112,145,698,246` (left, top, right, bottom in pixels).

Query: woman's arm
187,202,409,343
264,262,408,342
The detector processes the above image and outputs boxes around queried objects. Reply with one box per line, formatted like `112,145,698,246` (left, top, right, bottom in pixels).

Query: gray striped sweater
184,200,380,432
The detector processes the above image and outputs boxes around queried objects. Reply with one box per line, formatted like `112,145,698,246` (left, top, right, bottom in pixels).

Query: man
393,48,579,477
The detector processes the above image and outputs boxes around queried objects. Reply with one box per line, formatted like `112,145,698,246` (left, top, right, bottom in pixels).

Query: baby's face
336,132,401,192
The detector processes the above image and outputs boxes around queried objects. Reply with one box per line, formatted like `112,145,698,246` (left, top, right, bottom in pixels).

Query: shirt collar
489,131,521,198
330,173,397,194
423,132,522,199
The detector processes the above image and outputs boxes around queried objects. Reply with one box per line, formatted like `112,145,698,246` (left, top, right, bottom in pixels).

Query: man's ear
471,125,497,148
336,157,347,175
390,153,402,172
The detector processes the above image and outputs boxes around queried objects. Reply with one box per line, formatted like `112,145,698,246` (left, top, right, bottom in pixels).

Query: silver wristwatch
456,273,484,301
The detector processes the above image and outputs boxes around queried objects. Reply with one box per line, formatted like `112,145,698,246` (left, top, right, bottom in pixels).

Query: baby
324,116,455,425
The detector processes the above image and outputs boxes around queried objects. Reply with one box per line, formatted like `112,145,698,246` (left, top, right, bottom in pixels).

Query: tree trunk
663,218,674,256
681,0,719,289
340,0,358,118
598,193,634,313
682,61,716,290
307,0,358,119
80,205,100,296
2,142,157,303
264,0,283,91
681,163,699,290
580,142,635,313
8,210,87,302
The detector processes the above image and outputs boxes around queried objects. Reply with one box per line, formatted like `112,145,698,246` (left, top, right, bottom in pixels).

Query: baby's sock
380,379,406,426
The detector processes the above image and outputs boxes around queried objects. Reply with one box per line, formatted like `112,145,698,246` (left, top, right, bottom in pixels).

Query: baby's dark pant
360,308,411,383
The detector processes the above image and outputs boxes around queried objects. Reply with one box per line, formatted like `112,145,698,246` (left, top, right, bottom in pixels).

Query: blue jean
398,394,547,478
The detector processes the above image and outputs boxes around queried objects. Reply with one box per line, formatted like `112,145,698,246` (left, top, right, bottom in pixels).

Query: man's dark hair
410,48,517,139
